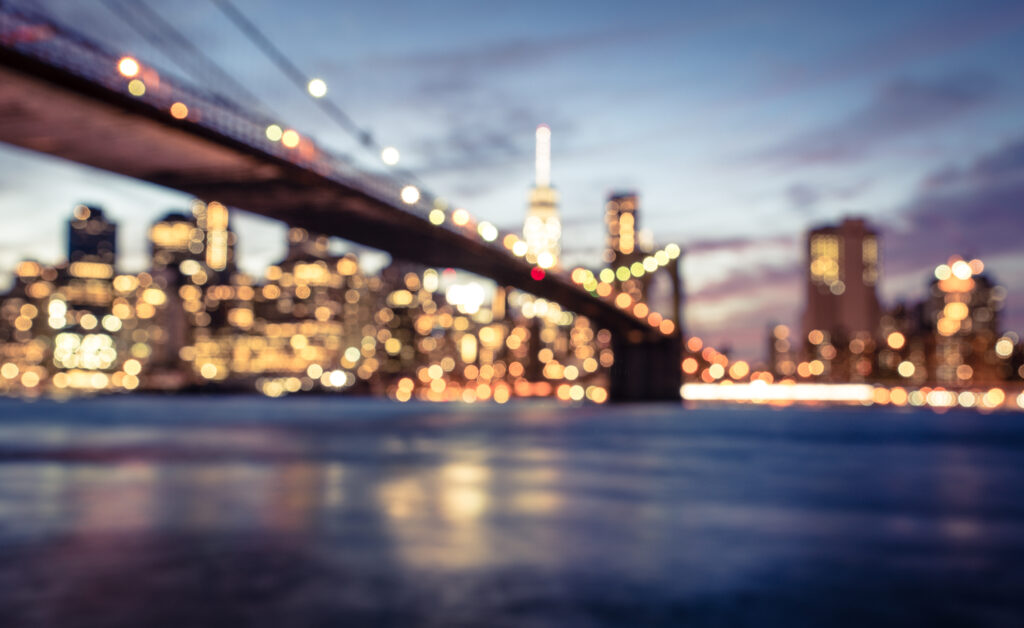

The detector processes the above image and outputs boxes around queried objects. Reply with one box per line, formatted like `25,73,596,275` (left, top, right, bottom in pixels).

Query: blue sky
2,0,1024,359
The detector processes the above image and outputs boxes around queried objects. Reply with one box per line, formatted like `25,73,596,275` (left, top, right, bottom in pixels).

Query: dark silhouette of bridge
0,6,680,400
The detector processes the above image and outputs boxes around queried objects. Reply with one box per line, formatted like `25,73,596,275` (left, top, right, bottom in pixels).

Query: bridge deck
0,44,663,338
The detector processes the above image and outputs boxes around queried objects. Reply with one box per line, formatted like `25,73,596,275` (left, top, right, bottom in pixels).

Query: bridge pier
609,332,682,402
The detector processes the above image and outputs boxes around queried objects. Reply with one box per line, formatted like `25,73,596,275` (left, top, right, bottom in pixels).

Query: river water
0,396,1022,627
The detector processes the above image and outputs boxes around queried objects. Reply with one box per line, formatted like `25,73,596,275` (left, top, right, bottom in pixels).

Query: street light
307,78,327,98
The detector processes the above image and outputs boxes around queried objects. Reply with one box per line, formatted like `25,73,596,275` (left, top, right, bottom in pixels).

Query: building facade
801,217,881,373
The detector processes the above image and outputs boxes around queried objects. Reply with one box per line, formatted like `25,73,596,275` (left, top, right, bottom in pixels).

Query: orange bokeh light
281,129,300,148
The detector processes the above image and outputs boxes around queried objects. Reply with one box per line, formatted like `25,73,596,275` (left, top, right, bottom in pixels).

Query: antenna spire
535,124,551,187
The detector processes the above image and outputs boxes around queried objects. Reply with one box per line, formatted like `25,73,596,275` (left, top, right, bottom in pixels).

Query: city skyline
3,199,1020,406
2,0,1024,359
0,199,633,401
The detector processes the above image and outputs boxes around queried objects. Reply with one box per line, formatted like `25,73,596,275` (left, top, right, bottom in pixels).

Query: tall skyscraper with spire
522,124,561,270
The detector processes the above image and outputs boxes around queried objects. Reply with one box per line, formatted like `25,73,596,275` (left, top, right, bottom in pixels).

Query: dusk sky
2,0,1023,360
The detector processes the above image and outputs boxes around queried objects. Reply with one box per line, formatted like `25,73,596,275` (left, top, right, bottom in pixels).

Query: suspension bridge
0,3,681,400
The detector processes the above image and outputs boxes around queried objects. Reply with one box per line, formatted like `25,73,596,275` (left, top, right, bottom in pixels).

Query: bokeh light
307,78,327,98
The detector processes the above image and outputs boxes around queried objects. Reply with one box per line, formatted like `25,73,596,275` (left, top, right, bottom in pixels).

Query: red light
531,267,545,281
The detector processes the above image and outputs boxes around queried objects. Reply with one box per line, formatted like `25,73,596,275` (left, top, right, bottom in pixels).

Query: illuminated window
809,234,840,287
863,236,878,285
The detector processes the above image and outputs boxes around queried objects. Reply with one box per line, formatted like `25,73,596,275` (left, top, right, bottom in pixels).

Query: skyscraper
144,200,236,382
203,201,231,272
149,211,198,271
64,205,117,312
149,200,236,277
522,124,561,270
67,204,116,267
603,192,638,266
286,226,331,261
925,257,1004,387
801,217,881,346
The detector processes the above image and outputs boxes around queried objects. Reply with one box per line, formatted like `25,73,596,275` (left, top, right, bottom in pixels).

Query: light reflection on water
0,397,1023,626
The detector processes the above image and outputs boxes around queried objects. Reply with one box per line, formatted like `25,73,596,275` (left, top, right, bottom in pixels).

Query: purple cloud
752,73,999,166
682,234,795,255
680,134,1024,358
685,263,803,360
758,4,1024,101
688,263,802,305
784,179,871,214
875,135,1024,336
411,102,576,177
884,134,1024,274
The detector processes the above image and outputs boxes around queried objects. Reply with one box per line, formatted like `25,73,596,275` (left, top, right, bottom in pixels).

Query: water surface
0,396,1022,626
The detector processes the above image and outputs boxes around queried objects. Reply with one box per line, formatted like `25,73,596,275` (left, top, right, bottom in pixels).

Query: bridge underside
0,48,681,401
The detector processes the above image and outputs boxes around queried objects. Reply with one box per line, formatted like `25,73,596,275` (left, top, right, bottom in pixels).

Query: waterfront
0,397,1022,626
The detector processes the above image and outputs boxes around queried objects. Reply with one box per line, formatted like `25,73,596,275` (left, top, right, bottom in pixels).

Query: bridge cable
100,0,280,120
210,0,433,190
100,0,213,89
209,0,368,141
122,0,279,117
210,0,431,190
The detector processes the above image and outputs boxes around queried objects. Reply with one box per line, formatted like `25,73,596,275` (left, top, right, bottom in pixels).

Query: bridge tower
610,330,683,402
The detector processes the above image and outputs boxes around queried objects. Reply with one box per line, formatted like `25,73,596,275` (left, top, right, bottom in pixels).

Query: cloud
359,33,607,86
757,4,1024,101
685,263,803,359
690,300,799,360
784,180,870,214
688,263,802,305
682,234,795,255
352,34,602,178
351,16,692,93
876,134,1024,336
342,22,673,178
884,134,1024,274
344,24,657,108
691,134,1024,359
785,183,820,211
412,100,573,176
752,73,999,166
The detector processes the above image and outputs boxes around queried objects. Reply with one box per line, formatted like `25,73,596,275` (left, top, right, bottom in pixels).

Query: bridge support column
609,332,682,402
